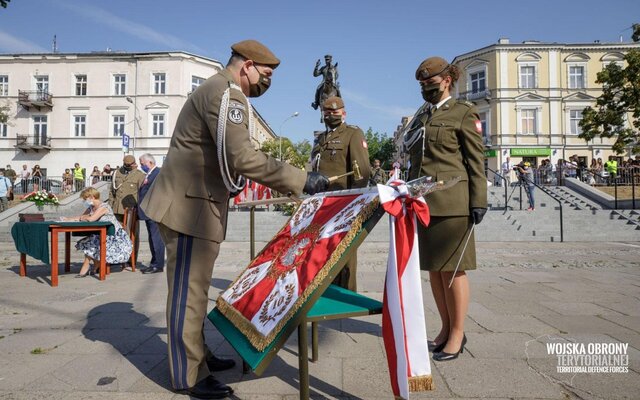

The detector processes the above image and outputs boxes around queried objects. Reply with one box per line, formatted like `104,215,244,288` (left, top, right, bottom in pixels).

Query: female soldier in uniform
405,57,487,361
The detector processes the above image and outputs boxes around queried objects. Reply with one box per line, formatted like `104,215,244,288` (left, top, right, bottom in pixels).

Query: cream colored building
0,51,276,178
393,39,640,173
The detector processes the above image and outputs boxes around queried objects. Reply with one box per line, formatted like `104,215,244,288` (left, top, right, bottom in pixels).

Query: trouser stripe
169,233,192,389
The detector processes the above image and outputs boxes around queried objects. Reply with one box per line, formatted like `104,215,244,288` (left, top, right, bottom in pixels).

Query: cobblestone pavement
0,240,639,399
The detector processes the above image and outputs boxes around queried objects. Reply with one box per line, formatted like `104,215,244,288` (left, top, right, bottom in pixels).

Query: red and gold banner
217,191,379,351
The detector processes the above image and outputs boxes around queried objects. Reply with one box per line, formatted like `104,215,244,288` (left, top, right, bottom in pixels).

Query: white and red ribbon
378,181,433,399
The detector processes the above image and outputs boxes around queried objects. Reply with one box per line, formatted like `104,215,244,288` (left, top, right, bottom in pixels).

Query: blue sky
1,0,639,143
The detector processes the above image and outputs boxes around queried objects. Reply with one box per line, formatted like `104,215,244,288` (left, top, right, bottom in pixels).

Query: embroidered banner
217,191,379,351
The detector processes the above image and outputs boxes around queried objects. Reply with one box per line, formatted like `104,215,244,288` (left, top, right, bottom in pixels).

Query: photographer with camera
514,161,535,211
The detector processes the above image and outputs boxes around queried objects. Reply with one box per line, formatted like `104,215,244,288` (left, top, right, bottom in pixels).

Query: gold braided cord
216,196,380,351
408,374,434,392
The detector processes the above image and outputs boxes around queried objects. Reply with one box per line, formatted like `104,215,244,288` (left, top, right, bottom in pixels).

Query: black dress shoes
429,341,447,353
142,266,163,274
433,334,467,362
174,375,233,399
207,354,236,372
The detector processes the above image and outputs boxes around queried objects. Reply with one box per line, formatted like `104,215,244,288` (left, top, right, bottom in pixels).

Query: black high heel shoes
433,334,467,361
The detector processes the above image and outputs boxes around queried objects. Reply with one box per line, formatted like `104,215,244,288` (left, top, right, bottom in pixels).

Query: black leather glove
229,177,246,198
471,207,487,224
304,172,329,195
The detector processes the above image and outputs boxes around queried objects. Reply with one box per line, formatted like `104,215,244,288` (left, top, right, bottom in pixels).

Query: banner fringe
408,374,434,392
216,195,380,351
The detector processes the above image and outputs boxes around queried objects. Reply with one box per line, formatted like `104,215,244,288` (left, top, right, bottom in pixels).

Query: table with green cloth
11,221,115,287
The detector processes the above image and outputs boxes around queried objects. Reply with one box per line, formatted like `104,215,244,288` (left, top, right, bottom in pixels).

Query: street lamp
126,96,142,155
278,111,299,161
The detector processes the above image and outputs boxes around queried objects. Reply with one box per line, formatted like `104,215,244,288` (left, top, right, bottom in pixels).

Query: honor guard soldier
405,56,487,362
311,96,371,291
140,39,329,399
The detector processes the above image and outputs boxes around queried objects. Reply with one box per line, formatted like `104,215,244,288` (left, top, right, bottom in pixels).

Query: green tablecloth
11,221,115,264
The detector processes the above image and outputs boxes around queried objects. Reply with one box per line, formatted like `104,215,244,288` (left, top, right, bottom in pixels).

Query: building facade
393,39,640,173
0,51,277,178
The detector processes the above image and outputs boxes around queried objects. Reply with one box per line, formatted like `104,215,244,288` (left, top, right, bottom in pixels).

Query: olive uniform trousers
159,224,220,389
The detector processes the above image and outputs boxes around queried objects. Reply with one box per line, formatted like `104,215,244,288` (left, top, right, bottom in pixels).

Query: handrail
486,167,508,211
519,173,564,242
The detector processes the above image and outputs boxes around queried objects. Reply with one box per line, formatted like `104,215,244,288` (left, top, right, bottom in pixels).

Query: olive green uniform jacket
109,168,146,215
408,98,487,216
140,68,307,242
311,123,371,191
311,122,370,290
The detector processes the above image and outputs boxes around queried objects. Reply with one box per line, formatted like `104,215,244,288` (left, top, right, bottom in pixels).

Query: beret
123,155,136,165
231,39,280,69
322,96,344,110
415,56,450,80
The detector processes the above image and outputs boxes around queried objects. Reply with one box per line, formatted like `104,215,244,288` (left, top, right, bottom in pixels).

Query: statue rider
312,54,341,110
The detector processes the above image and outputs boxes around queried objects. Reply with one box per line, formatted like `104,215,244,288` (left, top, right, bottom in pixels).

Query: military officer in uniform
370,159,385,184
405,57,487,362
140,39,329,399
311,96,370,291
109,154,145,265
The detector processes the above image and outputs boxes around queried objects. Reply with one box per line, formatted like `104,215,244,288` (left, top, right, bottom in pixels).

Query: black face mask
323,114,343,129
248,66,271,97
421,82,443,104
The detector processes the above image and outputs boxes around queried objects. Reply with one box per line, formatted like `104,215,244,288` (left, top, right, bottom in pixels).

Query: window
0,75,8,96
521,109,537,134
0,122,7,137
478,112,488,143
470,71,486,93
112,114,125,137
519,66,536,88
73,115,86,137
35,75,49,99
153,73,166,94
152,114,165,136
114,74,126,95
33,115,47,145
569,66,585,89
75,74,87,96
191,76,205,91
569,110,583,135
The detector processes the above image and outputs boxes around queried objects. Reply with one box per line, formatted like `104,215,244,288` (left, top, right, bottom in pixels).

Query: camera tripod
505,175,533,210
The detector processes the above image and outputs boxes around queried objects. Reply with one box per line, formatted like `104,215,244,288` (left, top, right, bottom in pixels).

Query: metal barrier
10,174,113,197
486,167,508,210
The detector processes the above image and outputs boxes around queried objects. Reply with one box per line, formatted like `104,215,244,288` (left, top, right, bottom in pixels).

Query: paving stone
436,358,567,399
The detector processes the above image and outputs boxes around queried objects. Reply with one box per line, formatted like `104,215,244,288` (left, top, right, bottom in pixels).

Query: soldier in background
311,95,371,291
370,159,385,184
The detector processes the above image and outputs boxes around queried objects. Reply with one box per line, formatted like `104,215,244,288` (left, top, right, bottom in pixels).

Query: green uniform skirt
417,216,476,272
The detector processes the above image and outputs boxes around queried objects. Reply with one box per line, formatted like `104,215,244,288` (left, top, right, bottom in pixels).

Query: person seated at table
62,187,132,277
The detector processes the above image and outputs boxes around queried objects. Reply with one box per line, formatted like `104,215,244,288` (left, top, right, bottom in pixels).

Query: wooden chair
122,207,138,271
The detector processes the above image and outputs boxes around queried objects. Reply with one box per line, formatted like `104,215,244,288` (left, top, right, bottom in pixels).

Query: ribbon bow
377,181,430,228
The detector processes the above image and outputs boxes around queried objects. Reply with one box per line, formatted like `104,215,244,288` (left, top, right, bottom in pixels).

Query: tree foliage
0,0,11,9
260,138,311,170
364,128,395,169
579,49,640,154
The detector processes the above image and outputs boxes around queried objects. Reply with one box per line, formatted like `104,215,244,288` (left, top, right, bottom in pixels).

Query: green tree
364,128,396,168
260,138,310,169
0,1,11,9
579,49,640,154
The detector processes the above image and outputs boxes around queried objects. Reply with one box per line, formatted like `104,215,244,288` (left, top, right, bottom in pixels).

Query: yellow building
393,39,640,175
452,38,640,172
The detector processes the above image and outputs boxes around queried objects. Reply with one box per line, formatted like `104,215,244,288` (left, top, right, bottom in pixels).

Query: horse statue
312,55,342,113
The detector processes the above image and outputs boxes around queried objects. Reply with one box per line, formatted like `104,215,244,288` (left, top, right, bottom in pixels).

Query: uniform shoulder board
456,99,475,108
347,124,361,130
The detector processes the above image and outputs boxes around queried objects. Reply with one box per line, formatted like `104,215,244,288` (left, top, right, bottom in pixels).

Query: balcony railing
18,90,54,110
15,134,52,152
459,89,492,102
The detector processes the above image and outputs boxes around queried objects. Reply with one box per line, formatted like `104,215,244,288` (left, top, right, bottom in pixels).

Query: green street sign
484,149,496,158
510,148,551,157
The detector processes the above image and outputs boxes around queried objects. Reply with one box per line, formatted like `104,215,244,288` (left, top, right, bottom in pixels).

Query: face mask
323,114,343,129
248,66,271,97
123,164,133,171
421,82,443,104
84,199,93,209
141,164,150,173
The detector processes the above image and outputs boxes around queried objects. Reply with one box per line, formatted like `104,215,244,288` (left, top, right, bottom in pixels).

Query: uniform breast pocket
428,122,457,147
324,144,344,160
